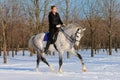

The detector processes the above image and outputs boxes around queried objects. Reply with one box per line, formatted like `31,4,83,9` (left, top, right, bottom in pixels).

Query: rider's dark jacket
48,12,63,42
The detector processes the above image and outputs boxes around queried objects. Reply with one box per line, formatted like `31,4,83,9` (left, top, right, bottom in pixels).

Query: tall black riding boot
44,41,51,54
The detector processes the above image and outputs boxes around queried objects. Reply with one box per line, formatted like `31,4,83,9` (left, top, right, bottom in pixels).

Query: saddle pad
43,32,49,41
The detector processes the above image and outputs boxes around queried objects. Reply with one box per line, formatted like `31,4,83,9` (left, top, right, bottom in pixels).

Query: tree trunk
65,0,69,25
15,44,17,55
94,35,96,54
0,40,2,56
67,52,70,59
41,0,48,32
34,0,40,33
23,48,25,56
91,29,94,57
10,30,14,57
30,52,33,56
108,0,113,55
12,45,14,57
3,25,7,64
114,36,118,52
65,0,70,59
109,34,112,55
7,37,10,56
15,44,19,55
22,39,25,56
0,50,1,56
7,45,10,56
15,48,17,55
53,52,55,56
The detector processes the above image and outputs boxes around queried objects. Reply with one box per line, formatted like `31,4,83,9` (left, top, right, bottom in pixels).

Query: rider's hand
56,24,61,28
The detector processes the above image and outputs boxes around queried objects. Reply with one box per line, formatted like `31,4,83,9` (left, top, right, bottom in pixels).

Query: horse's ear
82,28,86,31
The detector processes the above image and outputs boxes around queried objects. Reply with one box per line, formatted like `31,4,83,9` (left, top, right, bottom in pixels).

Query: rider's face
52,7,57,13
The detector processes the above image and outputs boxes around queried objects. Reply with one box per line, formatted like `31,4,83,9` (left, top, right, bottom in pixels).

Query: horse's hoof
36,68,39,72
49,65,55,73
51,68,55,73
59,71,63,74
59,69,63,74
82,68,86,72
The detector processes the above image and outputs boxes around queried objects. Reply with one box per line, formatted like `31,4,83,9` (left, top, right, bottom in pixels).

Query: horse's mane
64,23,82,30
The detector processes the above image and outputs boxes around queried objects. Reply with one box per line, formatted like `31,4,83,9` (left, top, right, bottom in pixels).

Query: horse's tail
28,35,36,55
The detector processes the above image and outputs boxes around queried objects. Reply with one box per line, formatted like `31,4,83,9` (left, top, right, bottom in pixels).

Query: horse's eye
77,36,79,37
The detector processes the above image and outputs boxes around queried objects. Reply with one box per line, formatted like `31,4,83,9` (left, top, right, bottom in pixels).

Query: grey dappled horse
28,24,86,73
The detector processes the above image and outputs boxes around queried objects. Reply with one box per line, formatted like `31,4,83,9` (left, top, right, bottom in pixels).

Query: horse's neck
59,29,72,42
64,28,74,36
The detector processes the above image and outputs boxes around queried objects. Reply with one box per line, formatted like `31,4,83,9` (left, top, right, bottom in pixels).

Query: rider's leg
44,41,51,54
44,29,55,54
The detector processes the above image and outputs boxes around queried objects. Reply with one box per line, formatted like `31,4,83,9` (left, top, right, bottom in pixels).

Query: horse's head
74,27,86,50
64,23,86,50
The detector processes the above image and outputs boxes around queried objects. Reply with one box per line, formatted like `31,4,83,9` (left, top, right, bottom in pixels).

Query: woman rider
44,5,64,54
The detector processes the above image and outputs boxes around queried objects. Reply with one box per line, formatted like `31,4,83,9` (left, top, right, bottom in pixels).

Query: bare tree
65,0,70,58
27,4,35,56
0,0,11,63
82,0,103,57
33,0,41,33
1,19,7,63
65,0,69,25
0,39,2,56
102,0,119,55
41,0,48,32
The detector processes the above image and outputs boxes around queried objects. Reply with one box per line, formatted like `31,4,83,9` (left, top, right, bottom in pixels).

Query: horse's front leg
58,51,63,73
72,49,86,72
77,53,86,72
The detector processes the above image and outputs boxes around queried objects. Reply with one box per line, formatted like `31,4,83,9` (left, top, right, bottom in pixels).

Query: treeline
0,0,120,63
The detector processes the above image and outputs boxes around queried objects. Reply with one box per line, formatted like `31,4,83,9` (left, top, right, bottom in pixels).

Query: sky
0,0,120,20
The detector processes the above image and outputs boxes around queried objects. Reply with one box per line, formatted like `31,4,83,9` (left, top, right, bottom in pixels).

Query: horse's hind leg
41,54,55,72
58,51,63,73
36,53,41,72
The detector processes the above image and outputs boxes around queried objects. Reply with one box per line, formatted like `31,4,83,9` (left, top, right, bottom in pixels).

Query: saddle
43,32,49,41
43,32,58,44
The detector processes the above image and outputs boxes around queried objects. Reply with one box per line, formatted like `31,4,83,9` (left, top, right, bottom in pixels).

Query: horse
28,24,86,73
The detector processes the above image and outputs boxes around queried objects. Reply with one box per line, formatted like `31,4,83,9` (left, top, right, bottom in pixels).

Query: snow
0,49,120,80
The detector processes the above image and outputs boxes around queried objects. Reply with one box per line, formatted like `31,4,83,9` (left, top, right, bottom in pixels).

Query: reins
60,27,76,43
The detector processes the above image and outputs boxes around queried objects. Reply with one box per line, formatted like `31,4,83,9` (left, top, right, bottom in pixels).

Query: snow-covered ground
0,49,120,80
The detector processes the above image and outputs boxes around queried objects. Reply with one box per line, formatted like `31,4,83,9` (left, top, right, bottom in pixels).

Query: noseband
75,28,82,41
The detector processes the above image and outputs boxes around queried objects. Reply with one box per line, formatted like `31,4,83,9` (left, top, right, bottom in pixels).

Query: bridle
60,27,82,43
